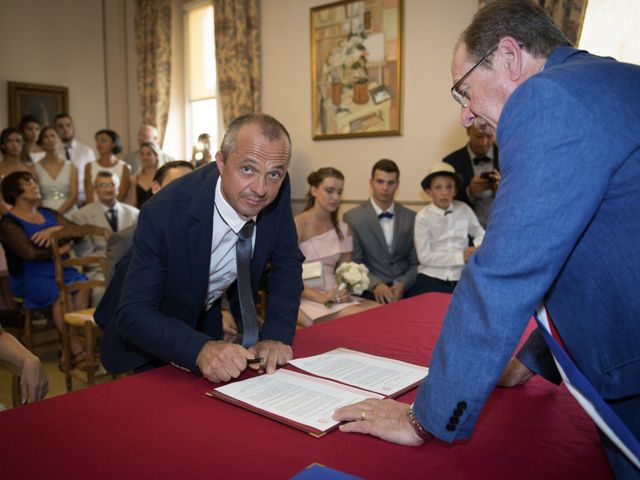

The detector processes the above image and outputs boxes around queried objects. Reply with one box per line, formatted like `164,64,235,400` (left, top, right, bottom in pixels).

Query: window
578,0,640,65
184,1,218,163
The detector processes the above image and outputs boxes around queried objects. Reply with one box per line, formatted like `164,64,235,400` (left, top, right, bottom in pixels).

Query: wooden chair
51,225,107,391
10,297,58,352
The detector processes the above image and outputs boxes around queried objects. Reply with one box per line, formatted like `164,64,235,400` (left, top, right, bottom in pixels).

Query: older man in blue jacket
334,2,640,478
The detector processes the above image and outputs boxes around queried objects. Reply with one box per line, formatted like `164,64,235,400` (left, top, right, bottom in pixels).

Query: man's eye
268,171,281,180
241,166,253,174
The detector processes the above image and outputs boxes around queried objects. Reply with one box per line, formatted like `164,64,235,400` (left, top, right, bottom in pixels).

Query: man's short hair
54,112,72,123
371,158,400,179
219,113,291,163
95,170,120,188
1,171,37,205
152,160,194,185
460,0,570,65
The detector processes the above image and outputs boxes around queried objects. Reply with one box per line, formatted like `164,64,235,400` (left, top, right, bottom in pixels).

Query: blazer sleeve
413,75,618,442
260,177,304,345
115,206,210,373
105,231,128,285
70,208,94,258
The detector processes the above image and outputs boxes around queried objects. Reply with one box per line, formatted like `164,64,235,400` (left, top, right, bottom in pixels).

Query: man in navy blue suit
335,2,640,477
95,113,303,384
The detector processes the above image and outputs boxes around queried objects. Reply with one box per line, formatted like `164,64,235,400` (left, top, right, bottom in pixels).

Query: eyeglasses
450,44,498,108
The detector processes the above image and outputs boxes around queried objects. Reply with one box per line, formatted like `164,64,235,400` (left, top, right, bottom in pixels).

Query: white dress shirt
205,181,257,309
414,200,485,282
370,198,395,252
59,139,96,204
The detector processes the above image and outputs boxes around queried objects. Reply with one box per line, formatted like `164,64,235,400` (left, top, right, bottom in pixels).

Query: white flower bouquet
335,262,370,295
324,262,370,308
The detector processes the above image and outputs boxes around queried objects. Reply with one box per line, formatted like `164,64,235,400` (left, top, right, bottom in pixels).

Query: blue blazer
95,162,304,374
414,47,640,442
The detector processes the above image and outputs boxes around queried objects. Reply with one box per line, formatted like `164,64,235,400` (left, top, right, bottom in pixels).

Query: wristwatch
408,406,434,442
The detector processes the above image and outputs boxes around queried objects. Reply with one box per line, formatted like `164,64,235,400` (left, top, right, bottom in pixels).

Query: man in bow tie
443,125,500,228
344,159,419,304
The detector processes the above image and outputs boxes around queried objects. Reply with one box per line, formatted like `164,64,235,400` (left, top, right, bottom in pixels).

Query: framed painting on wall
7,82,69,127
311,0,403,140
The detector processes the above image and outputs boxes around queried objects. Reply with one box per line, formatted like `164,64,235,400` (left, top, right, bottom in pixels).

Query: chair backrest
51,225,107,314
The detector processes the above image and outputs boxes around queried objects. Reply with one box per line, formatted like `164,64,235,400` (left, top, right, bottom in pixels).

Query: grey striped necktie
236,220,258,347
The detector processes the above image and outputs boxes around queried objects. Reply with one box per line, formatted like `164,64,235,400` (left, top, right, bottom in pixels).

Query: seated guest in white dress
84,129,130,204
34,127,78,219
294,167,378,326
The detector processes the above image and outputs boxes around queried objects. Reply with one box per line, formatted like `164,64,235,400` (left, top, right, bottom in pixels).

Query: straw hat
420,162,463,191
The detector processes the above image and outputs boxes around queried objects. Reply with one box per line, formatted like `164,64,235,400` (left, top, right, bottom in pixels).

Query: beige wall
1,0,478,202
0,0,107,149
262,0,477,206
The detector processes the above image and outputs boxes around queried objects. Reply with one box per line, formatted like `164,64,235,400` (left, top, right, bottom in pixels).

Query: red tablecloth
0,293,611,479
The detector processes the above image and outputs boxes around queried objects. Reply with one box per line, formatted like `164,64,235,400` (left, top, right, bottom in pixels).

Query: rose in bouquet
325,262,370,308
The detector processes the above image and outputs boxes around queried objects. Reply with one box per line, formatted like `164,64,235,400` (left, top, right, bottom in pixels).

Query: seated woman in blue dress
0,171,90,362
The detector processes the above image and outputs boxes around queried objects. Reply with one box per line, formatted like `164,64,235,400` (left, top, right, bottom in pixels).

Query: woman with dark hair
0,171,89,362
17,115,44,163
128,141,158,208
294,167,377,326
1,128,37,213
84,129,130,203
34,127,78,218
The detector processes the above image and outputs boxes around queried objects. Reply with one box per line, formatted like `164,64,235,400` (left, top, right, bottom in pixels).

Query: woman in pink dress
294,167,378,326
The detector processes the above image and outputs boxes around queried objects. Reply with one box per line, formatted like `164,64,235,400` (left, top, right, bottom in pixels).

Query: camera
480,171,495,183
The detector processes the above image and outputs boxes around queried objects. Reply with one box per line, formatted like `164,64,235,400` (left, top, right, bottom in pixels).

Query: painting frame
7,81,69,127
311,0,403,140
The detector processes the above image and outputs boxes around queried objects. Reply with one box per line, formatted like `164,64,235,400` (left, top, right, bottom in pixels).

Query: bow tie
473,156,491,165
378,212,394,220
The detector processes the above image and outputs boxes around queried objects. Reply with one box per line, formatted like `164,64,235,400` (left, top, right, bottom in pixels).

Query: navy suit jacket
443,144,499,206
95,162,303,374
414,47,640,442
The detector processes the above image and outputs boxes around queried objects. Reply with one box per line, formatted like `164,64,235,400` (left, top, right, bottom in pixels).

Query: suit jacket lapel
365,202,389,257
187,166,218,309
391,205,407,256
90,203,110,230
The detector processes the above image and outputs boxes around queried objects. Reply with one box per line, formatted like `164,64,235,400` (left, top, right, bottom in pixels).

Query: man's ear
215,151,225,174
497,36,524,82
151,181,161,195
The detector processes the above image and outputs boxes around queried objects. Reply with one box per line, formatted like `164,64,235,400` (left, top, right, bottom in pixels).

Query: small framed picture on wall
7,81,69,127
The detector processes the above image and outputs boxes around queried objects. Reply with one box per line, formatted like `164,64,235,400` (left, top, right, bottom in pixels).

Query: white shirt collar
467,144,494,162
214,180,256,234
370,198,395,216
99,200,120,213
426,201,454,217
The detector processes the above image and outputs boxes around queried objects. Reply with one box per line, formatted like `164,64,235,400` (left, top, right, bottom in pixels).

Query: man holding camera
443,125,500,228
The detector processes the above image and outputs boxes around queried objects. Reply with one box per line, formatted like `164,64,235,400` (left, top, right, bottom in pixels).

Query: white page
288,348,428,396
215,369,382,432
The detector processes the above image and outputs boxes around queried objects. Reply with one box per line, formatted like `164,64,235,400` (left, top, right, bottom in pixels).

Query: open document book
207,348,429,438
